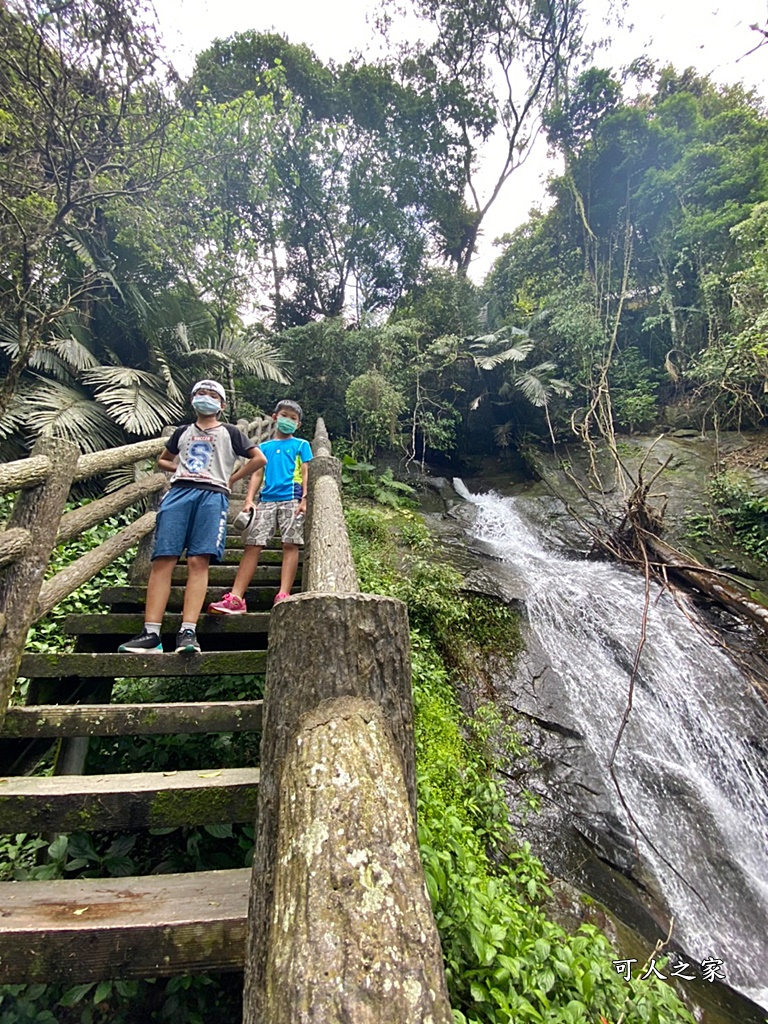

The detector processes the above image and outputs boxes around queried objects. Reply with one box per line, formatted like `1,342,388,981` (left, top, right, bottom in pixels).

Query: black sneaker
118,629,163,653
175,628,201,654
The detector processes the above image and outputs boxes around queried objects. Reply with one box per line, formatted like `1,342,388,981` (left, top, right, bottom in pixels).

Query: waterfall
454,481,768,1007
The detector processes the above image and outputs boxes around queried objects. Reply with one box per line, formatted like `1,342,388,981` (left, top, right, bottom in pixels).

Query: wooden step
19,650,268,679
0,767,260,832
172,565,280,585
1,700,263,738
186,548,295,564
100,586,297,610
0,868,249,983
61,612,270,636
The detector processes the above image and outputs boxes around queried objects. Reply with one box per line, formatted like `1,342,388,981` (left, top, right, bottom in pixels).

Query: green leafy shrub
341,456,417,507
345,369,405,458
685,471,768,565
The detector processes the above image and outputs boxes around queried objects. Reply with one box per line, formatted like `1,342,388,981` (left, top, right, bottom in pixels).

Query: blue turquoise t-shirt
258,436,313,502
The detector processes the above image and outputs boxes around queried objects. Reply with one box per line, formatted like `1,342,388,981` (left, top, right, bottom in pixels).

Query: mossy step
0,767,260,833
61,612,270,635
204,546,302,562
226,529,284,546
0,700,263,738
100,586,299,611
0,868,249,984
172,565,280,585
19,650,268,679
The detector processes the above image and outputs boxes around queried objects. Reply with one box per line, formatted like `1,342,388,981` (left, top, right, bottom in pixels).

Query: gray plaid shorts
242,499,305,547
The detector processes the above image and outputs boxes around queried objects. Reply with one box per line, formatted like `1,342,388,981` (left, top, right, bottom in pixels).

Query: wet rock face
422,476,768,1024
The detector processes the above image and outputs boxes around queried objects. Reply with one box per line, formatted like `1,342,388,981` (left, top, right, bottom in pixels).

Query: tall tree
383,0,587,273
0,0,175,418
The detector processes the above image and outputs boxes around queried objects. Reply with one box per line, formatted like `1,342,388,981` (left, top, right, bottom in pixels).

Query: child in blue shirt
208,399,313,613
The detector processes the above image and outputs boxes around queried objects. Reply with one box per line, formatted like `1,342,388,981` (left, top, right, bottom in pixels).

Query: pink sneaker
208,592,247,615
273,592,291,605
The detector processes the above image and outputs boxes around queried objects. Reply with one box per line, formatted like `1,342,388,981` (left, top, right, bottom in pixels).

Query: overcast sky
152,0,768,280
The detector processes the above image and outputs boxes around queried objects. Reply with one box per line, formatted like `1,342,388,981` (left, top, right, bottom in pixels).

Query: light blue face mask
192,395,221,416
276,416,298,434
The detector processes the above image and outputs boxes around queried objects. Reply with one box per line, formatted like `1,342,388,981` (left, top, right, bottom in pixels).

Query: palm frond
22,379,124,453
82,367,184,435
193,335,291,384
515,370,550,407
0,390,28,441
549,378,573,398
492,421,515,449
27,346,78,381
49,334,102,372
472,338,535,370
153,351,186,404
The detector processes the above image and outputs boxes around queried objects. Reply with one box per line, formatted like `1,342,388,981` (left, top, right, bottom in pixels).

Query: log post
263,695,452,1024
243,593,445,1023
0,439,80,725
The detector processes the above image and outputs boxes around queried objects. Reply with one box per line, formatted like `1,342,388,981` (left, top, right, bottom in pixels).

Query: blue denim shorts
152,486,228,563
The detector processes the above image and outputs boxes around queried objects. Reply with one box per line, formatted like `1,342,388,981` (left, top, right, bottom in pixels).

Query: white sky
152,0,768,281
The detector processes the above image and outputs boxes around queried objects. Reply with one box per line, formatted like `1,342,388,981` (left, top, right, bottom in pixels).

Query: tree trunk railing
0,420,453,1020
0,436,165,725
243,417,452,1024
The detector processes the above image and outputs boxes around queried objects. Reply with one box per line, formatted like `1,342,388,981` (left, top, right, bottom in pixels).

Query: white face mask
192,395,221,416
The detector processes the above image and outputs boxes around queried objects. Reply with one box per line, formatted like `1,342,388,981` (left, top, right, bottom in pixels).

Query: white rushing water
454,482,768,1007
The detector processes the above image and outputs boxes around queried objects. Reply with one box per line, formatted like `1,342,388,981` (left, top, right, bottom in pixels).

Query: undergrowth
685,470,768,566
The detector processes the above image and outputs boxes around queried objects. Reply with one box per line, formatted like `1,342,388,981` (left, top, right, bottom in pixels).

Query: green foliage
685,471,768,564
346,499,694,1024
608,349,659,433
345,369,405,457
341,457,417,508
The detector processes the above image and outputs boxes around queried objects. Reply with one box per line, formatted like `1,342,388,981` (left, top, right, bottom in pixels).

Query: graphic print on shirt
187,439,214,475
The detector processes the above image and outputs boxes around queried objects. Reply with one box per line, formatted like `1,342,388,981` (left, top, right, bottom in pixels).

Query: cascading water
454,481,768,1007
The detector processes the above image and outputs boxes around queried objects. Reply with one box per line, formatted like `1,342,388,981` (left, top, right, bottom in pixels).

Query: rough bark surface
73,437,164,482
0,527,31,570
36,511,157,618
57,474,165,544
305,457,359,594
243,593,420,1024
264,695,452,1024
0,438,79,723
0,454,51,496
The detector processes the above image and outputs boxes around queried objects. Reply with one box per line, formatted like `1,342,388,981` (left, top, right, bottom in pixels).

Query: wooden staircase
0,523,290,984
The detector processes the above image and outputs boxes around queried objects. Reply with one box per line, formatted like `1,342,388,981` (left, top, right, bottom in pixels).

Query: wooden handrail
243,419,452,1023
56,474,166,544
0,437,165,496
36,511,157,620
73,438,165,482
303,418,359,594
0,455,52,497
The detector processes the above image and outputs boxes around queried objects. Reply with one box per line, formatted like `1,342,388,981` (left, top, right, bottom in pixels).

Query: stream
453,481,768,1010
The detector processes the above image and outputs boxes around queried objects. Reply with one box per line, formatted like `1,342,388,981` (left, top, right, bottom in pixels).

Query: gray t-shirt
166,422,256,495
